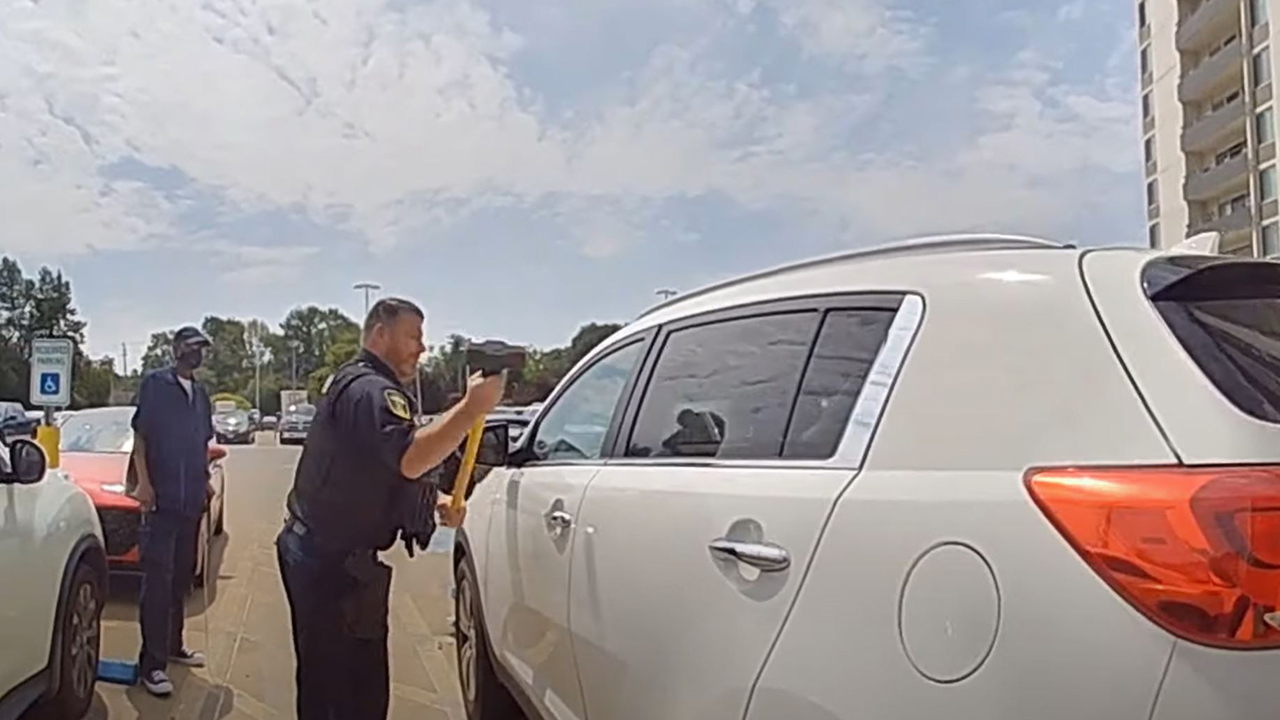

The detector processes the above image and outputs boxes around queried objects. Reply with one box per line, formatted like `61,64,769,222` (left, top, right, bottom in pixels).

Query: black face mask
177,347,204,370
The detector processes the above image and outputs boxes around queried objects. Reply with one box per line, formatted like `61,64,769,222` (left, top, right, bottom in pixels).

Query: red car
57,406,227,585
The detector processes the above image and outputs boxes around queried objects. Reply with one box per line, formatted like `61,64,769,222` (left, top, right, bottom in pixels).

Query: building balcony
1180,37,1245,102
1183,94,1246,152
1186,152,1249,201
1178,0,1244,51
1191,207,1253,236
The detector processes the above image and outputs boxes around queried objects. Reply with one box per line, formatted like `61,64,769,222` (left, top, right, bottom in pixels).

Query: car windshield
288,404,316,418
60,408,135,453
216,410,249,424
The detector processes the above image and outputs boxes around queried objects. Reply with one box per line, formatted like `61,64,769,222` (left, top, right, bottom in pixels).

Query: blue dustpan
97,659,138,685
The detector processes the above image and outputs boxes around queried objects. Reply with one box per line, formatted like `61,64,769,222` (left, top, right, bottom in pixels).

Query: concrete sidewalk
90,481,463,719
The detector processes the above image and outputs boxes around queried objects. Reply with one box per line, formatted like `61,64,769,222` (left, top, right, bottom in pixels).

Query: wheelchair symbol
40,372,60,395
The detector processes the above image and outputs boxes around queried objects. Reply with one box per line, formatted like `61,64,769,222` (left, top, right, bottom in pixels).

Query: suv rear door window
783,309,897,459
1145,257,1280,423
627,312,819,459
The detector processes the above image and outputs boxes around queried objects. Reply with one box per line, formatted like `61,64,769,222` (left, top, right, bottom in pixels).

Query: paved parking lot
81,438,463,720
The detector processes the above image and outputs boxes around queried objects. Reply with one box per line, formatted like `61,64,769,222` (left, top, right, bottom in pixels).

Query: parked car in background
247,408,261,431
214,407,255,445
0,401,38,441
57,407,226,586
261,414,278,431
455,234,1280,720
486,410,532,450
0,437,107,720
278,403,316,445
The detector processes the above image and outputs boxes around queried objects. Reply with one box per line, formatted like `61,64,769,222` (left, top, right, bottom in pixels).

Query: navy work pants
138,510,201,674
276,524,392,720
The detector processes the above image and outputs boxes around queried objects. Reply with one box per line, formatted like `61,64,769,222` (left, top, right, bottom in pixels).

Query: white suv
0,439,107,720
453,234,1280,720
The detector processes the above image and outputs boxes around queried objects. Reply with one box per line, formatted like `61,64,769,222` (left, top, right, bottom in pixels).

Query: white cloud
1,0,1139,268
1056,0,1088,23
212,242,324,285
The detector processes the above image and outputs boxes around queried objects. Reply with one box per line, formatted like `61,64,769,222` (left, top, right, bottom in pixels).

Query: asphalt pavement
81,433,464,720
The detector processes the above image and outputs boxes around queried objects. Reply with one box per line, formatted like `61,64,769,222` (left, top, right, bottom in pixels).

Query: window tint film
628,312,818,460
1145,258,1280,423
783,309,896,459
532,341,644,461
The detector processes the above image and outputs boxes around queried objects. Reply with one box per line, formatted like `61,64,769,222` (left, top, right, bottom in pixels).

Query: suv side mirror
3,439,47,485
476,423,510,467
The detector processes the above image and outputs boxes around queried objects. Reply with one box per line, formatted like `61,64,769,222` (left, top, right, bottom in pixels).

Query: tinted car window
531,342,645,462
628,312,819,460
783,309,896,459
1146,258,1280,423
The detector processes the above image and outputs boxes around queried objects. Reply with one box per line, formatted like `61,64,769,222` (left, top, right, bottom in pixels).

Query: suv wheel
455,559,522,719
31,563,102,719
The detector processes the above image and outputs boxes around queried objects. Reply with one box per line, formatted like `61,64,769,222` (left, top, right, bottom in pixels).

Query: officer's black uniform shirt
286,349,420,553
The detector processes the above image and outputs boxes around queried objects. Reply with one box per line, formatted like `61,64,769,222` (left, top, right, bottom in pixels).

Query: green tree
279,306,359,386
140,331,175,372
29,267,86,344
201,315,251,394
0,256,90,406
74,356,116,408
567,322,623,366
307,323,361,397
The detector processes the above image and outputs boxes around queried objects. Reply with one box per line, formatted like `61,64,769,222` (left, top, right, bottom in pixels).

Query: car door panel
568,465,853,720
487,465,597,720
479,337,652,720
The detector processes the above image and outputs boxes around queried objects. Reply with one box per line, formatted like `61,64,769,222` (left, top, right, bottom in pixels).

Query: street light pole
289,341,301,389
354,282,382,316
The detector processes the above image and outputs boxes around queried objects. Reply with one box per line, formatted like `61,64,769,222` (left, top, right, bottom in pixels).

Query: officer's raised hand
466,370,506,413
398,371,506,479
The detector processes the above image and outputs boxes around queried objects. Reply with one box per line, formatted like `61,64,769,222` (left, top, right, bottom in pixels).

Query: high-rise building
1140,0,1280,255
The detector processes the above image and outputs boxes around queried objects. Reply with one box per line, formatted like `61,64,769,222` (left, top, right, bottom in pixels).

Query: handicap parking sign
40,373,60,395
29,338,73,407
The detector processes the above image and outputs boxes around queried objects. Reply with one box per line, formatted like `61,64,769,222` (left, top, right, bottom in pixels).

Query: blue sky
0,0,1143,365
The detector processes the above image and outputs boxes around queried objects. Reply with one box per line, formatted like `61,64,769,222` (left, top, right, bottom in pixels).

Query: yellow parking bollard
36,424,60,469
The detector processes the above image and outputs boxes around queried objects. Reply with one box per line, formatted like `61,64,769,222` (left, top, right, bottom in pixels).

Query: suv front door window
530,341,645,462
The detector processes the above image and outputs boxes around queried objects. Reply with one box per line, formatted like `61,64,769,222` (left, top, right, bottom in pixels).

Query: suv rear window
1144,256,1280,423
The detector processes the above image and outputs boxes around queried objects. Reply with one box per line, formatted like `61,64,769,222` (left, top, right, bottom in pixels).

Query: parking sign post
29,337,73,468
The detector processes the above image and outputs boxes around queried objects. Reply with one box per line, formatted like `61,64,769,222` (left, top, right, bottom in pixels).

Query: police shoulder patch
384,389,412,421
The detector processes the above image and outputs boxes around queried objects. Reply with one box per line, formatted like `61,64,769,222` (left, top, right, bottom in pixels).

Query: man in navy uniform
277,297,504,720
130,326,216,697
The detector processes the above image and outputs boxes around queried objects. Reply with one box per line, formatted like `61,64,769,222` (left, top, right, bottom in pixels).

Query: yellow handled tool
450,416,486,512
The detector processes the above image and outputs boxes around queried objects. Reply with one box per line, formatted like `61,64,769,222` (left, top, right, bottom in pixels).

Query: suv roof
639,234,1070,322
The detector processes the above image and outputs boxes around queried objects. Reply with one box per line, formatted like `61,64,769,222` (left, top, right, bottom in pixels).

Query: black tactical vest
286,360,405,554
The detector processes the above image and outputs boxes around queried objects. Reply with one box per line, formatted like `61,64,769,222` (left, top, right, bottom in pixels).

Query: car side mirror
5,439,47,485
476,423,510,467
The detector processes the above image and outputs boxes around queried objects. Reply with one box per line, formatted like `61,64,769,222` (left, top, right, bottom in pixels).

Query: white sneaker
170,648,206,668
143,670,174,697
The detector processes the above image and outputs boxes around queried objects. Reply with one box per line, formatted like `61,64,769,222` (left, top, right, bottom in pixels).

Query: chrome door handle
709,538,791,572
545,509,573,536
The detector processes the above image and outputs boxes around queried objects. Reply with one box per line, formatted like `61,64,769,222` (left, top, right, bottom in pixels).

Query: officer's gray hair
363,297,424,339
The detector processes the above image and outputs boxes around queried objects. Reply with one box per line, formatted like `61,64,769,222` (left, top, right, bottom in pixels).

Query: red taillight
1026,466,1280,649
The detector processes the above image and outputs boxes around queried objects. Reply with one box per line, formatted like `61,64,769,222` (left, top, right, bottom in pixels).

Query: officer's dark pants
138,509,200,674
277,525,392,720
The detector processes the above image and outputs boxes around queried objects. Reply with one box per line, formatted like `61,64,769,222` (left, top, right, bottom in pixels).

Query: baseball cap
173,326,212,347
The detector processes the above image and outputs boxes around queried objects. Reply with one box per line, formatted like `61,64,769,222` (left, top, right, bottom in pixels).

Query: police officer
276,297,505,720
